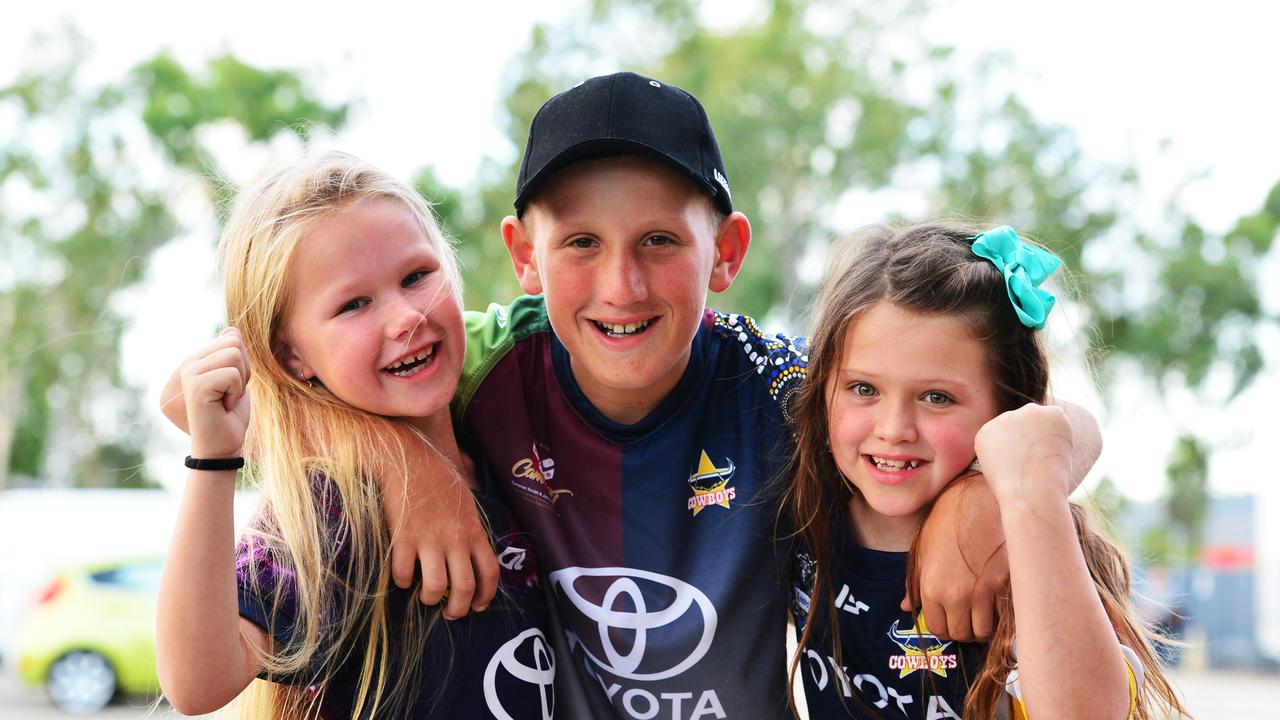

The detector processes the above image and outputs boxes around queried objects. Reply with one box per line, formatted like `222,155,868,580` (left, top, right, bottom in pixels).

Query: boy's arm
977,403,1130,718
904,399,1101,641
158,342,498,618
375,426,500,619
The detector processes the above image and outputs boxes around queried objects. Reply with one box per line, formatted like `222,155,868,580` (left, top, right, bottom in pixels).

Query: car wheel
46,650,117,714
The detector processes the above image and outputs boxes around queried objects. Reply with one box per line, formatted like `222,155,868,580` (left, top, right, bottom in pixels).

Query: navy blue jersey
792,516,1145,720
237,476,553,719
455,296,808,719
790,515,991,720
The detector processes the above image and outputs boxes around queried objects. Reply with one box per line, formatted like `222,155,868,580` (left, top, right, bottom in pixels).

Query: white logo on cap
484,628,555,720
713,168,732,200
549,566,717,681
649,80,662,88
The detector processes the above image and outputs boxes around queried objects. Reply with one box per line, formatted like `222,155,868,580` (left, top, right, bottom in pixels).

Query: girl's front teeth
870,456,921,472
385,346,436,376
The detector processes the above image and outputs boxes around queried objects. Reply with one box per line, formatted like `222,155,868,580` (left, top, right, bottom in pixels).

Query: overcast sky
5,0,1278,503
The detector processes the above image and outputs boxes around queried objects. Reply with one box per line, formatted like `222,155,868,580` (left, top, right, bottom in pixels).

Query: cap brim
515,138,726,215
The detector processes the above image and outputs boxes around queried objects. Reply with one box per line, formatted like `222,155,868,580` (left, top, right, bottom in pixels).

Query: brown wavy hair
783,223,1188,718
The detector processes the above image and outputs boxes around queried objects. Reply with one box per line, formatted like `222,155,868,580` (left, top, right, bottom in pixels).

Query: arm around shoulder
909,473,1008,642
374,420,499,619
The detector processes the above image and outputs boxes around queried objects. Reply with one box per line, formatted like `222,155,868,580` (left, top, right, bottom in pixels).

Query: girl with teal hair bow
784,223,1189,719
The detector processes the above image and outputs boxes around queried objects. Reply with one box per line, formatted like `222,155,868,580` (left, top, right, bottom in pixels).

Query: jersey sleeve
1003,642,1144,719
234,478,351,686
454,296,551,422
235,532,323,685
711,312,809,422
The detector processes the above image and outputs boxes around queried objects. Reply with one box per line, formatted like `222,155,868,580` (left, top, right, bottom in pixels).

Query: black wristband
185,455,245,471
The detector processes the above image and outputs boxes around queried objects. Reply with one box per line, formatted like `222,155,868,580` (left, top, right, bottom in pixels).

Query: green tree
0,29,347,488
1085,475,1130,544
1139,525,1177,567
1164,433,1210,562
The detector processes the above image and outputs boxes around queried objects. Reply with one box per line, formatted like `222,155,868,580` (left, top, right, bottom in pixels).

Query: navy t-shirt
791,515,988,720
236,473,554,719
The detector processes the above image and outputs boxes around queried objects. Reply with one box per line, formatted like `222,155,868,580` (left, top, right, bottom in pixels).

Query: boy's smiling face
503,154,749,424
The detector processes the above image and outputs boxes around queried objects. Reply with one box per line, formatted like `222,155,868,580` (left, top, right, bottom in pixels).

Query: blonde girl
786,224,1188,719
156,152,553,719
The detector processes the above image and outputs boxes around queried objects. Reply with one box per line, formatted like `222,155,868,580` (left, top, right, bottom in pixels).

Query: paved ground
0,665,1275,717
1168,668,1280,719
0,670,196,719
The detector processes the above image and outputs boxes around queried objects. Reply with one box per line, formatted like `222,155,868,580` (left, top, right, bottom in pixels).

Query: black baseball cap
514,72,733,216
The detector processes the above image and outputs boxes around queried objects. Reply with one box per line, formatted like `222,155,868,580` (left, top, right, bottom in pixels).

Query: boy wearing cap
451,73,800,717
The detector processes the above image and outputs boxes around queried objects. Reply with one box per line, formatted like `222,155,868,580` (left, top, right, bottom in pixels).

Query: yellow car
15,558,162,714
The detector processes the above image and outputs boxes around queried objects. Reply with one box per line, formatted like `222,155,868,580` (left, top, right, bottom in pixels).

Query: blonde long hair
217,151,463,719
785,224,1189,719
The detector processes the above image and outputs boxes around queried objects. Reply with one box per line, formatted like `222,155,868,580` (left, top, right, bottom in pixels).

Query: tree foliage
0,29,346,488
1164,433,1210,562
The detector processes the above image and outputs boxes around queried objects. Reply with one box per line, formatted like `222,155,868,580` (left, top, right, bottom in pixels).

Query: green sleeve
452,295,550,422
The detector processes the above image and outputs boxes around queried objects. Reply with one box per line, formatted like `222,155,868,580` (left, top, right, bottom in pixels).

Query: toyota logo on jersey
549,567,718,681
484,628,555,720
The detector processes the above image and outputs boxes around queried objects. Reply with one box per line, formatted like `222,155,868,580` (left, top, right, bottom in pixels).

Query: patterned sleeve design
713,311,809,423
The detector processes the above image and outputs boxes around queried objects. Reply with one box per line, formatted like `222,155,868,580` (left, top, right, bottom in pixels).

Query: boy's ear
709,211,751,293
501,215,544,295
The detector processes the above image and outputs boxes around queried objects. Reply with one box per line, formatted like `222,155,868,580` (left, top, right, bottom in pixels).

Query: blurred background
1,0,1276,716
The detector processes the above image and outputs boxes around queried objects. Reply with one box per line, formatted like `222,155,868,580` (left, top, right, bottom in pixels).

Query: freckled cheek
542,263,571,287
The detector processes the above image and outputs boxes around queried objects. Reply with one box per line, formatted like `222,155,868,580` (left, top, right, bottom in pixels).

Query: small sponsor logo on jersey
806,651,962,720
792,552,816,628
886,615,957,678
497,545,527,571
686,450,736,515
834,583,870,616
510,441,573,512
493,533,540,589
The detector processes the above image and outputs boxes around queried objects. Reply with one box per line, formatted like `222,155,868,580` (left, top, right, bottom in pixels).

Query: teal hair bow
971,226,1061,330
